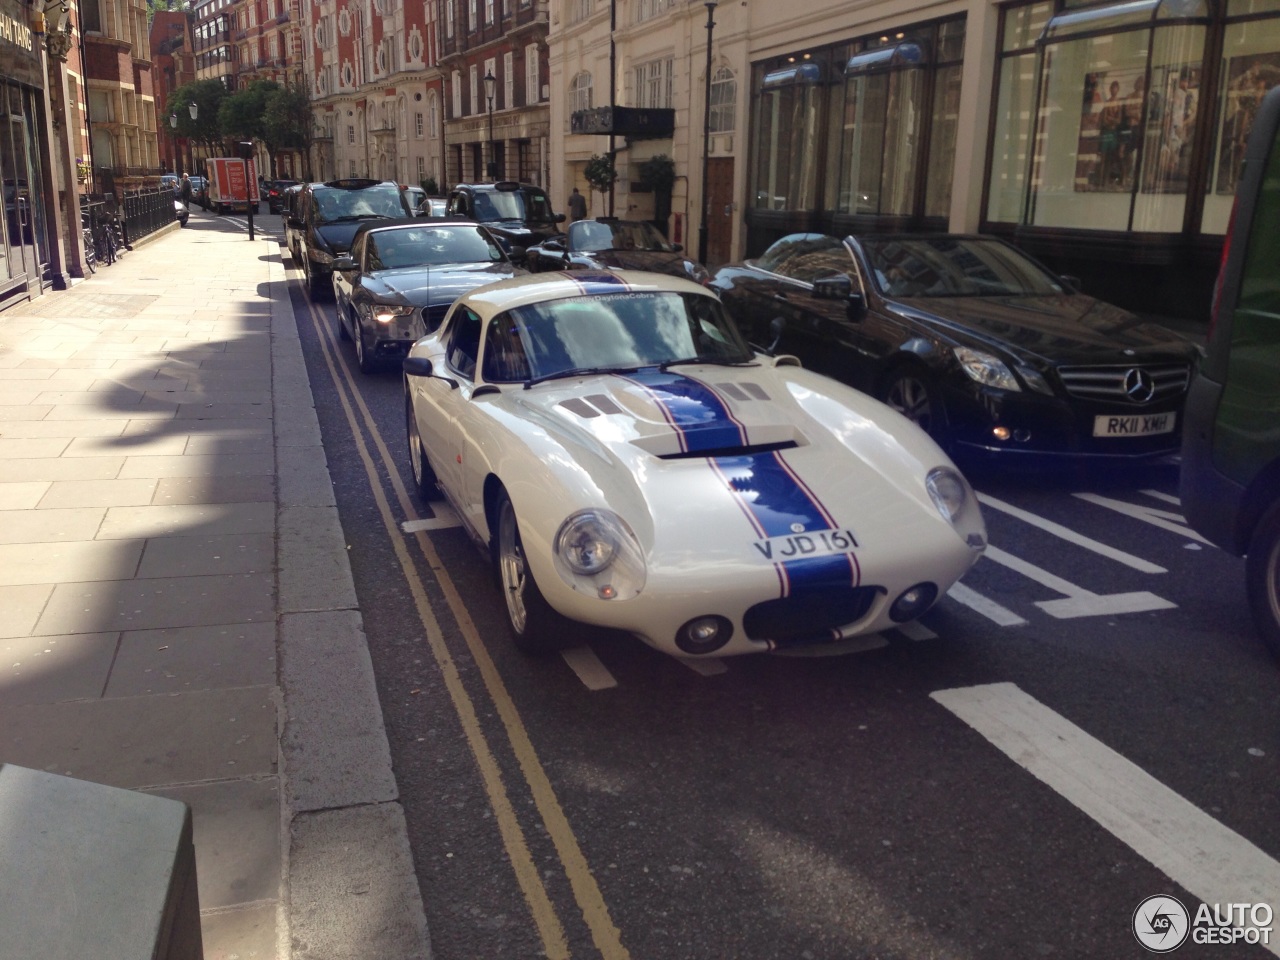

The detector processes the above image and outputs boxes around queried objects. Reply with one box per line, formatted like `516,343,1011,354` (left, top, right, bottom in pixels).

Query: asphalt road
257,215,1279,960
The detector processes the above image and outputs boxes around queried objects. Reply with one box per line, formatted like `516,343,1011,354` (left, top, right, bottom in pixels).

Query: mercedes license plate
1093,412,1176,437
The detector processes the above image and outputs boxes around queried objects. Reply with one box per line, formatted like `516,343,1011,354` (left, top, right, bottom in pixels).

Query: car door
334,232,364,333
416,305,483,512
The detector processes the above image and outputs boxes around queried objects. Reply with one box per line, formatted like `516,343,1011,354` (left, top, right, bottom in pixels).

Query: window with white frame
485,0,495,24
526,43,539,103
444,0,454,38
428,91,439,136
348,125,355,144
470,64,479,115
504,52,514,107
416,112,424,137
417,156,425,180
568,0,590,23
570,71,592,114
452,70,462,117
635,0,671,23
709,66,735,133
633,57,674,109
468,0,477,30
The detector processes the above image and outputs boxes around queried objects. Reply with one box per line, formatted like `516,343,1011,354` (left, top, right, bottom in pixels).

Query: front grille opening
744,585,883,645
1057,363,1190,403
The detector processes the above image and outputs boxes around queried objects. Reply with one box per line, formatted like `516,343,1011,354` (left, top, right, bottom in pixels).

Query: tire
82,229,96,274
881,365,943,439
1246,498,1280,662
304,255,325,300
493,489,569,654
404,389,441,500
354,321,379,374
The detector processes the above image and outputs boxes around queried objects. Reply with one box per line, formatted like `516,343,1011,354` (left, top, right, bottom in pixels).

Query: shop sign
0,0,42,87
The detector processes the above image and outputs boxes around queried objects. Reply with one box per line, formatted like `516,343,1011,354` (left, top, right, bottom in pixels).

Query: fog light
1013,428,1031,442
890,583,938,623
992,426,1011,441
675,615,733,655
598,584,617,599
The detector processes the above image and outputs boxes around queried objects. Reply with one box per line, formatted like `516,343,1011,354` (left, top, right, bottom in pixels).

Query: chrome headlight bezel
552,508,647,600
925,467,972,525
371,303,415,324
953,346,1021,392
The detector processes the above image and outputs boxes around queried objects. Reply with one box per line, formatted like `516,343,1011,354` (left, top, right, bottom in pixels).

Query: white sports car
403,271,987,658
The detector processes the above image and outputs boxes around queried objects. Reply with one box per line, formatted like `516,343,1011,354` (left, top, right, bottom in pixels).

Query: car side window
350,234,367,269
776,240,849,284
481,313,531,382
446,307,482,380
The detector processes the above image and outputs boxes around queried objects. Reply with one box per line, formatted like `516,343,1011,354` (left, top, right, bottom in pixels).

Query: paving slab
105,621,276,698
136,532,274,579
149,777,282,909
63,434,190,457
0,506,107,544
197,903,279,960
0,539,143,585
118,452,275,479
152,474,275,506
0,685,277,788
0,632,119,706
0,583,55,638
0,456,124,482
37,478,159,509
0,480,51,509
278,506,357,614
97,501,275,539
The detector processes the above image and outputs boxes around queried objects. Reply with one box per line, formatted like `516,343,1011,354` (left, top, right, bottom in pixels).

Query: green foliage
420,176,440,195
220,80,281,142
167,79,228,148
583,153,618,194
638,154,677,194
263,85,312,151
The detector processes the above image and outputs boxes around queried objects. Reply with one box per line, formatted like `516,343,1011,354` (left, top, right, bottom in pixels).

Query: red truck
204,157,260,214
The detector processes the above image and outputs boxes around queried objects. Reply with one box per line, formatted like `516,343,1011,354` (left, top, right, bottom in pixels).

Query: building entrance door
706,156,734,267
1,90,46,300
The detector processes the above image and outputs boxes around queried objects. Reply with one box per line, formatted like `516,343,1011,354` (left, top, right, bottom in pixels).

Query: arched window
570,71,593,115
709,66,735,134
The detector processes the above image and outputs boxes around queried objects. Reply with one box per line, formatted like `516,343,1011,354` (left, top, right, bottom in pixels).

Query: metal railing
81,189,180,269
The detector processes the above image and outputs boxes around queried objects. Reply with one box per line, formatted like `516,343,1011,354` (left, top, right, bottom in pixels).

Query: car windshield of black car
312,184,405,222
484,291,753,383
572,220,672,254
475,187,555,224
861,237,1066,298
367,225,504,270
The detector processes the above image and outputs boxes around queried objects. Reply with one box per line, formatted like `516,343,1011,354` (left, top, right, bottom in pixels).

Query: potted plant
638,154,676,234
583,153,618,201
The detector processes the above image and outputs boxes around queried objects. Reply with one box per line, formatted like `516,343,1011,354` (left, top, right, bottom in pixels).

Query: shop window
987,2,1052,223
1026,0,1210,233
751,62,824,212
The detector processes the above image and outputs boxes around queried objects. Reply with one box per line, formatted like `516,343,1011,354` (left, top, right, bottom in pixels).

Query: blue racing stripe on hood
625,369,747,453
711,451,858,594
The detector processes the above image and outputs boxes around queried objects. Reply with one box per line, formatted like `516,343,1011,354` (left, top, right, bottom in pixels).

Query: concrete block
0,763,203,960
278,506,357,613
105,622,275,697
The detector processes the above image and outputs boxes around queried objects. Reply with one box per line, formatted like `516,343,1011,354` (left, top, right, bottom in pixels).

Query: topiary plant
637,154,676,193
420,176,439,195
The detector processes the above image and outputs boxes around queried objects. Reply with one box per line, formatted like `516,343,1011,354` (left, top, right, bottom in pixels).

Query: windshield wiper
524,365,641,389
323,214,394,223
660,357,758,371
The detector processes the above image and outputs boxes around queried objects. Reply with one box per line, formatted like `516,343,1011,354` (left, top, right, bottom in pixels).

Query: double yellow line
296,277,630,960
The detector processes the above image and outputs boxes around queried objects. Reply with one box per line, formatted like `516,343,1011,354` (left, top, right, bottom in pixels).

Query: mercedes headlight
953,346,1020,391
372,304,414,324
925,467,972,525
553,508,646,600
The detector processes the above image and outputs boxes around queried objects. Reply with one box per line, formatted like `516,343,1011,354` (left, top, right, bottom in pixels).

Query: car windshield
861,237,1066,298
473,188,555,223
480,291,753,383
367,225,504,269
571,220,673,254
312,185,405,222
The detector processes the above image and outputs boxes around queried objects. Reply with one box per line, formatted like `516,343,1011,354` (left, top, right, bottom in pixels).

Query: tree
221,80,281,173
168,78,229,165
263,84,315,180
583,153,617,197
638,154,677,235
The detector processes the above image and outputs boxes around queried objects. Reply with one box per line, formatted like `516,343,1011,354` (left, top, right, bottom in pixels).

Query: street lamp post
484,70,497,181
188,102,198,183
698,1,717,267
169,113,179,174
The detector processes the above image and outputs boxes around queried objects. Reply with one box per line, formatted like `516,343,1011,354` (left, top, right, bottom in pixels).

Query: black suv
287,178,414,298
1180,84,1280,662
445,180,564,259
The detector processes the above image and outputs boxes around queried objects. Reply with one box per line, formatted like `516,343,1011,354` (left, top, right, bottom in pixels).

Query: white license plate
753,528,859,562
1093,412,1176,437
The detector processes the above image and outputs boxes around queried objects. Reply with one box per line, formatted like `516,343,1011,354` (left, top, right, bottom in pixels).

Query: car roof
455,271,715,316
351,216,482,238
318,178,398,190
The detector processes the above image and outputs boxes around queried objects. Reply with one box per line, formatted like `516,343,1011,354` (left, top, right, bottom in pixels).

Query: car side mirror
671,243,683,253
287,216,304,229
812,274,866,322
331,256,356,271
1058,274,1082,293
508,246,528,266
543,239,564,253
766,315,786,354
555,213,566,223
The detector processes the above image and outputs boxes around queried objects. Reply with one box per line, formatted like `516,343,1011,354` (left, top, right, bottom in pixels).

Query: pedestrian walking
180,174,192,210
568,186,587,222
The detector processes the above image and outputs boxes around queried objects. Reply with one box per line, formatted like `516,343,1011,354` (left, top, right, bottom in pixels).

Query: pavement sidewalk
0,211,431,959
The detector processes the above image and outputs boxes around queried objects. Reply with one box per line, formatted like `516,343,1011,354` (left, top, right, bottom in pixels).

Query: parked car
160,173,180,196
332,218,524,373
187,176,208,208
709,233,1201,462
416,196,448,218
288,178,414,298
1180,85,1280,662
265,179,301,213
402,270,987,656
445,180,564,259
281,183,309,259
174,198,188,227
401,185,426,212
524,217,710,284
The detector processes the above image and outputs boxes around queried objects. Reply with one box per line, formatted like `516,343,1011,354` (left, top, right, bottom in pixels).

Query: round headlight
926,467,970,524
555,510,618,575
